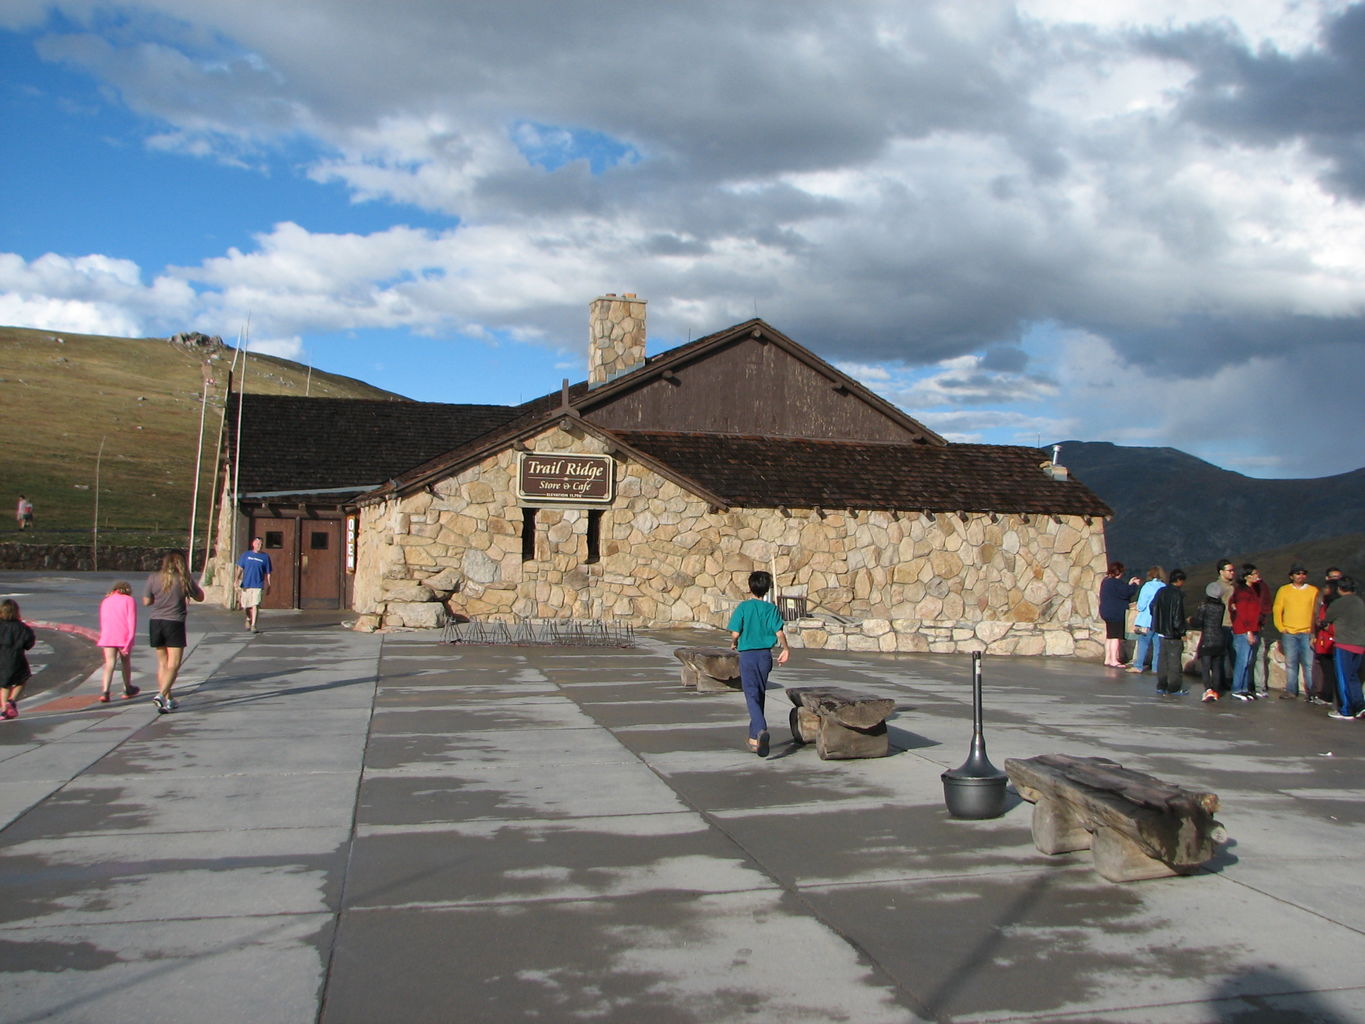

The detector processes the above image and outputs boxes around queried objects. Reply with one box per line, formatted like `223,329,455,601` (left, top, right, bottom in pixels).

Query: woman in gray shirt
143,551,204,714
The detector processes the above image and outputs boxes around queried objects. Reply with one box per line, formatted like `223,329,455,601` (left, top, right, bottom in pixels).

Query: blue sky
3,1,1365,476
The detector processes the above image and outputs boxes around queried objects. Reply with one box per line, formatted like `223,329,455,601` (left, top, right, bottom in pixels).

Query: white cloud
0,252,195,336
243,334,303,360
4,0,1365,475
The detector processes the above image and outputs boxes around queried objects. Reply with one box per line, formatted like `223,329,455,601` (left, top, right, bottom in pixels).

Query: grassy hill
0,325,406,547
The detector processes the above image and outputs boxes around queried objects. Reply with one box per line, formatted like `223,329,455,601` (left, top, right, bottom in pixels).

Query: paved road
1,571,1363,1022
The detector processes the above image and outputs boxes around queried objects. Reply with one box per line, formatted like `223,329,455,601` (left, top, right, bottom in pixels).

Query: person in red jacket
1228,566,1265,701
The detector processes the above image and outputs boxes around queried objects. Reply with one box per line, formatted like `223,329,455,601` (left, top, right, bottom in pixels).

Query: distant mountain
1053,440,1365,571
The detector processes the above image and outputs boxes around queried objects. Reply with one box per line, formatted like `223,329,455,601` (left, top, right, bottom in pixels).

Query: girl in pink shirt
96,581,140,702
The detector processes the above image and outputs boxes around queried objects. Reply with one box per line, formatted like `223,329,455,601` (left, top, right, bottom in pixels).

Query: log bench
673,647,741,692
787,686,896,760
1003,753,1226,883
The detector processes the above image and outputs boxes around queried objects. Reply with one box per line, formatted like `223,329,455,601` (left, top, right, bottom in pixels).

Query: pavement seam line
315,632,385,1024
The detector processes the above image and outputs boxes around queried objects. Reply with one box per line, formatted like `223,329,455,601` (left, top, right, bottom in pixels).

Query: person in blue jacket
1129,566,1167,675
727,571,791,758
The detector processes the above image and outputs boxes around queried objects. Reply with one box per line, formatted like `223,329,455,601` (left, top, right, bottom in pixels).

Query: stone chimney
588,292,647,387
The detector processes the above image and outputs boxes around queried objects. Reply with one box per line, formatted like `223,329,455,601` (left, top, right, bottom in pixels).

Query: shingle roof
225,394,521,496
612,431,1113,516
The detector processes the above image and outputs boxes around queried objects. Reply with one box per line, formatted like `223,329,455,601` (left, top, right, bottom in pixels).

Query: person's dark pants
1333,648,1364,716
738,649,773,739
1200,652,1226,693
1157,636,1185,692
1310,651,1336,701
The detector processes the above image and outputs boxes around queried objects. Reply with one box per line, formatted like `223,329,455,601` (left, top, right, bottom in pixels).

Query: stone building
207,293,1113,656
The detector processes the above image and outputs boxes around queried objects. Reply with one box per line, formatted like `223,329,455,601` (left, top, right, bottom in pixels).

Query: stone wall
0,543,206,573
352,420,1111,655
588,293,647,386
201,470,242,609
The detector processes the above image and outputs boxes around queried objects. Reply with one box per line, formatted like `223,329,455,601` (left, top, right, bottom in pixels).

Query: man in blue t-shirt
727,570,791,758
234,537,273,633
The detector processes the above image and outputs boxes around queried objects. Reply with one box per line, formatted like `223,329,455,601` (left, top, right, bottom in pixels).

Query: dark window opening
264,531,284,549
521,507,537,562
310,531,330,550
586,508,603,564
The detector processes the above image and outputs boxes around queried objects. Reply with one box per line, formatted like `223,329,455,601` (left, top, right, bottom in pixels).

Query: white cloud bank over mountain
2,0,1363,475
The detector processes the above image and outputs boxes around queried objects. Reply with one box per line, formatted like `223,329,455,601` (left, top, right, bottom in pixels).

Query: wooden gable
575,320,943,445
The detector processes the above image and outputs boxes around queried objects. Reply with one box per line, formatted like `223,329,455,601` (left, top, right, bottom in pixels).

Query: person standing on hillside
1243,562,1274,696
1152,570,1188,695
1210,559,1237,691
1309,568,1344,705
15,495,32,530
1128,566,1166,675
1273,566,1318,701
1229,566,1266,701
234,537,272,633
1099,562,1140,669
143,551,204,714
1323,576,1365,720
1196,582,1228,702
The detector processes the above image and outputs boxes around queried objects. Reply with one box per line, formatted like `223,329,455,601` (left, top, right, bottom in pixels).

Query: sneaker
152,696,169,715
1231,692,1253,702
167,697,179,711
3,699,16,719
1172,689,1189,696
1201,690,1217,702
756,730,770,758
1327,711,1354,720
123,685,140,699
98,692,111,703
1279,692,1297,700
1308,696,1330,706
1355,709,1365,720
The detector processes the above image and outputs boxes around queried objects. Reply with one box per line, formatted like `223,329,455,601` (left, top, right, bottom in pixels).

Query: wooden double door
251,516,344,609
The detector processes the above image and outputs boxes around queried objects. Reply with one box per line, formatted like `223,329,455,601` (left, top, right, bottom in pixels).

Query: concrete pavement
1,571,1363,1022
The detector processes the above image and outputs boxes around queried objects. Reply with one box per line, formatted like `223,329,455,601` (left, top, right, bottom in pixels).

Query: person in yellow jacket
1273,566,1318,700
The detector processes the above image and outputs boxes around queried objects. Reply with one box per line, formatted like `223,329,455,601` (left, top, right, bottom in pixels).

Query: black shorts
149,619,187,649
1103,619,1126,640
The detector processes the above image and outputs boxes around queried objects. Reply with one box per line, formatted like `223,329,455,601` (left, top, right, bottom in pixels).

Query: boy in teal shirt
727,571,791,757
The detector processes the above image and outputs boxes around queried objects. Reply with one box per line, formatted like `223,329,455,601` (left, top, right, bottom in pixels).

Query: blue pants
1280,633,1312,696
1232,633,1256,694
1132,631,1161,672
1334,647,1364,717
738,649,772,739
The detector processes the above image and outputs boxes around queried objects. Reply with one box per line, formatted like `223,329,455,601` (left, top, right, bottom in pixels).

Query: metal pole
187,371,209,574
201,368,230,583
973,651,983,736
228,322,249,609
93,436,105,571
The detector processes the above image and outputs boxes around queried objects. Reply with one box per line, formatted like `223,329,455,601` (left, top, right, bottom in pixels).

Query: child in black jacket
0,599,36,720
1152,570,1188,695
1194,583,1226,702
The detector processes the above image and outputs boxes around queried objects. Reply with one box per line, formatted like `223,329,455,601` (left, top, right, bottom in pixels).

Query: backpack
1312,623,1335,656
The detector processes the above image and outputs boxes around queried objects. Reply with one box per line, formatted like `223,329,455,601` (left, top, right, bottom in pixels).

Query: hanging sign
517,452,614,503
